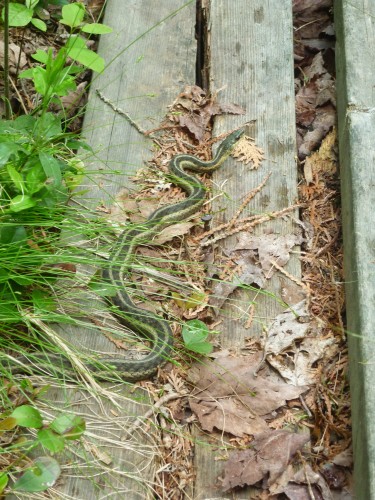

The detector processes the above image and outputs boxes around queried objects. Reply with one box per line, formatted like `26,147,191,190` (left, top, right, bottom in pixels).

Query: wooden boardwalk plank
45,1,196,498
335,1,375,497
193,1,301,497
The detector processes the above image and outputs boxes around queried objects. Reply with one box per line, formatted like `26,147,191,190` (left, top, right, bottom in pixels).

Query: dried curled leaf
232,135,265,169
221,430,310,492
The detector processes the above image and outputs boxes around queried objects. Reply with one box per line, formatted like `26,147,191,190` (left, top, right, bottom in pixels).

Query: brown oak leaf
221,430,309,491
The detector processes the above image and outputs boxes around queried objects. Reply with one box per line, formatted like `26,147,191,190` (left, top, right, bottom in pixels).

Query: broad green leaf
34,113,62,139
13,457,61,492
0,142,24,166
32,49,49,64
65,34,87,51
6,165,24,192
183,319,209,340
31,66,48,95
12,275,34,286
4,4,33,27
9,194,36,213
182,319,213,354
66,65,83,75
81,23,112,35
0,473,8,494
65,139,92,151
38,186,68,207
52,72,76,97
50,413,85,440
0,416,17,431
184,339,213,355
37,428,65,453
26,162,46,194
0,225,27,244
18,67,35,79
67,47,104,72
39,152,62,186
13,114,36,131
60,2,85,28
11,405,43,429
31,18,47,31
0,115,34,135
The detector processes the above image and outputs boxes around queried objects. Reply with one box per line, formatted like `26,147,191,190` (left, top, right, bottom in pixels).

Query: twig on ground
96,89,148,136
127,391,188,434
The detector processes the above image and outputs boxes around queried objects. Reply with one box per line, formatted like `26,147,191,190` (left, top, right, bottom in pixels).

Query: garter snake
100,128,244,380
11,129,244,381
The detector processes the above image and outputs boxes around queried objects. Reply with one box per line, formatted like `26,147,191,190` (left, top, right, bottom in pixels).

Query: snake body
100,129,244,380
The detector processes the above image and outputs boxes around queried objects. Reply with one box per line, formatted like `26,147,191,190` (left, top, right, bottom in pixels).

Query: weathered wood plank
44,1,196,498
335,1,375,497
193,1,300,497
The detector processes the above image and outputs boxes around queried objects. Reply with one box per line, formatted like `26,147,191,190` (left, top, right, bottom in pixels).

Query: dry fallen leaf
263,300,313,356
0,41,27,74
55,81,87,118
188,353,308,437
274,463,333,500
153,221,195,244
303,128,337,185
233,233,304,274
170,85,245,142
293,0,332,15
221,430,309,492
232,134,265,169
268,335,336,386
332,447,353,468
210,234,303,310
210,258,264,311
295,51,336,159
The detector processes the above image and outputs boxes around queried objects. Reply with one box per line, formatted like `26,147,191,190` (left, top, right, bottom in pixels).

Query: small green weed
0,404,85,493
182,319,215,355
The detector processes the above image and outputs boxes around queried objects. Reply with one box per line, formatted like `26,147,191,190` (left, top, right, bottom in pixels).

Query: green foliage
0,113,80,214
0,473,9,494
6,1,112,106
60,2,85,28
182,319,215,355
20,48,77,107
3,2,47,32
0,111,89,329
13,457,61,492
0,405,85,493
2,0,111,35
11,405,43,428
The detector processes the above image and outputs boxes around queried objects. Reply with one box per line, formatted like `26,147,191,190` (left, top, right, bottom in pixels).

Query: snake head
223,128,246,151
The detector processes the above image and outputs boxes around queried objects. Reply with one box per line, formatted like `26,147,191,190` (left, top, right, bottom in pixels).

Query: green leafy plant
2,1,48,32
0,405,85,493
182,319,215,355
18,2,112,109
0,112,86,213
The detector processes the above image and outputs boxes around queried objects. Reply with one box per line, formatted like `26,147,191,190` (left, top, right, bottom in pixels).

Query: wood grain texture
335,1,375,497
45,1,196,498
192,1,302,497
